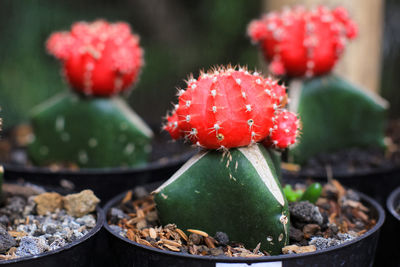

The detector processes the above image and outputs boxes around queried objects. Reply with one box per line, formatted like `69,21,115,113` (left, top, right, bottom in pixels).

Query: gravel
0,188,98,261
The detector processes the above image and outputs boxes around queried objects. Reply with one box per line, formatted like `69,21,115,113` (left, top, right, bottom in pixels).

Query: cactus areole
47,20,143,96
156,66,299,255
248,6,357,77
28,20,152,168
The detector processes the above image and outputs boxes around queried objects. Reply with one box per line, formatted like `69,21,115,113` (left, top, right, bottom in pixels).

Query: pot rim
387,186,400,221
282,164,400,179
0,206,104,264
103,187,385,263
1,149,196,176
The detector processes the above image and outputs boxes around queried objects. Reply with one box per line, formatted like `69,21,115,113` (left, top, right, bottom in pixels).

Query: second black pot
4,148,194,202
374,186,400,267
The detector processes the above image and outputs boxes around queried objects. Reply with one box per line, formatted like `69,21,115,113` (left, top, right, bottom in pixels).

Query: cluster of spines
47,20,143,96
248,6,357,77
164,66,299,150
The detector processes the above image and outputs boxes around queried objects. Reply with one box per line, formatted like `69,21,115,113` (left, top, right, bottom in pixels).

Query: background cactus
288,75,387,165
28,93,152,167
248,6,357,77
248,6,388,165
156,66,299,254
46,20,143,96
28,20,153,168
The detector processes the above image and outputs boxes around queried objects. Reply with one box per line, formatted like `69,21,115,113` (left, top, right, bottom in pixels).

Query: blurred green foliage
1,0,399,130
0,0,262,129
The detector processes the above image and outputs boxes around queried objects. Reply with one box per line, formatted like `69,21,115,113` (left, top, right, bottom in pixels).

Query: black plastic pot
3,149,194,203
387,186,400,223
0,206,104,267
282,166,400,204
374,186,400,267
103,188,385,267
2,127,196,201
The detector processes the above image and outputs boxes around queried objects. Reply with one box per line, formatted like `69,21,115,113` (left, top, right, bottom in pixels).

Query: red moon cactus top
47,20,143,96
248,6,357,78
164,66,299,150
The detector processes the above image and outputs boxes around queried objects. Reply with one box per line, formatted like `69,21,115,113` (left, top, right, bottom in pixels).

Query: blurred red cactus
47,20,143,96
248,6,357,77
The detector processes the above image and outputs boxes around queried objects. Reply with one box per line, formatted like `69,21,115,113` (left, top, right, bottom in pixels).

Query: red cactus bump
164,66,296,150
163,110,182,140
47,20,143,96
265,110,300,149
248,6,357,78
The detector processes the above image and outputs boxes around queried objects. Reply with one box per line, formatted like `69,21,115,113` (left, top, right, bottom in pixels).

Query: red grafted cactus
164,66,299,150
248,6,357,77
47,20,143,96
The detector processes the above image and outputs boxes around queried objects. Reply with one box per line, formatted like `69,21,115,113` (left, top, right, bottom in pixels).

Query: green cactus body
289,75,388,165
28,93,153,168
154,143,289,255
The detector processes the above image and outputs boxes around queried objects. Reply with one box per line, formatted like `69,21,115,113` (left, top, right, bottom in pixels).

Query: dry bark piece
163,244,181,252
331,179,346,200
187,229,209,237
8,231,27,238
122,191,133,204
161,239,182,247
204,236,216,248
149,228,157,239
175,228,188,242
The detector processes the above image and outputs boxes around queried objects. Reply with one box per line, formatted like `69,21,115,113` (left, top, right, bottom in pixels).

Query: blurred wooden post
264,0,384,93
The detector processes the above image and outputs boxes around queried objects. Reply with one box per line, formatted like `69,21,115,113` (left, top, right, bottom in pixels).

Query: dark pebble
299,239,309,246
303,224,321,239
189,233,203,245
0,226,16,253
198,245,210,254
7,196,26,212
214,232,229,245
0,215,10,227
328,223,339,235
289,201,323,225
210,247,224,256
354,221,365,231
33,229,45,237
109,208,128,224
345,190,360,202
289,227,303,242
133,187,149,200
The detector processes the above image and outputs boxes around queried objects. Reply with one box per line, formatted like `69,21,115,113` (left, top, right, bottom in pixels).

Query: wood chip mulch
109,180,377,257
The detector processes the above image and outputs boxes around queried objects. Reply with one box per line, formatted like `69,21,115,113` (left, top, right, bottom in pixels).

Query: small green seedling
284,182,322,204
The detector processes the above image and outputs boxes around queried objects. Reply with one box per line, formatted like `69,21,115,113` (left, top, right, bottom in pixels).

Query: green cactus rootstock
28,93,153,168
289,74,388,165
154,144,289,255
